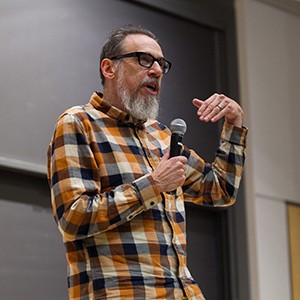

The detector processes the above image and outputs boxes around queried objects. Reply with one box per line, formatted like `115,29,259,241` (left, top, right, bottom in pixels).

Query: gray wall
236,0,300,299
0,1,247,299
0,169,67,299
0,0,223,172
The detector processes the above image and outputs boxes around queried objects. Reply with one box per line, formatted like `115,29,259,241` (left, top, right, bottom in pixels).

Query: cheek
119,64,147,90
127,73,144,90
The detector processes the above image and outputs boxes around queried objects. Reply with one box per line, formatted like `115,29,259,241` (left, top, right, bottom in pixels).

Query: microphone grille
170,118,187,135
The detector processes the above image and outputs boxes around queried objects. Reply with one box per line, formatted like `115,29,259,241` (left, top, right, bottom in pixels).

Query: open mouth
144,82,158,94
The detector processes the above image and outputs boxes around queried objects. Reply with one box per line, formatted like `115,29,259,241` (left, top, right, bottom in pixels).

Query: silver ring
217,104,223,111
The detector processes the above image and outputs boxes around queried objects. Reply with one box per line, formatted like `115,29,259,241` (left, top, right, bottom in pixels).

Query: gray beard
116,74,160,121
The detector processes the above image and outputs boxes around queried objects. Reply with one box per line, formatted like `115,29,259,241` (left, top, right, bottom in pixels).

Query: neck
102,85,124,112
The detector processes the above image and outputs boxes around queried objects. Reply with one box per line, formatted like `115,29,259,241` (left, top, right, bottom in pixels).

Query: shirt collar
89,91,147,128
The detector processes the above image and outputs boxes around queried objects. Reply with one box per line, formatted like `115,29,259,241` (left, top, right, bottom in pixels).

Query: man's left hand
192,93,244,128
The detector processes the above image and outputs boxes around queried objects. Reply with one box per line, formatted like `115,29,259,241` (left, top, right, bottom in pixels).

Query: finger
192,98,204,108
211,108,227,122
178,156,188,164
202,100,227,122
197,94,219,119
168,156,187,166
161,150,170,161
214,95,229,112
199,103,221,123
201,94,230,121
214,99,235,121
199,103,220,121
208,94,226,109
211,98,236,122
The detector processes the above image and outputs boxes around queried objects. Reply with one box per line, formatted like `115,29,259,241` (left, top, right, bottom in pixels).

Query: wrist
225,115,243,128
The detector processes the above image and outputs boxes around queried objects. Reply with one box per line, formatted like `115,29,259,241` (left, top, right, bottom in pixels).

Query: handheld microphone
168,118,187,194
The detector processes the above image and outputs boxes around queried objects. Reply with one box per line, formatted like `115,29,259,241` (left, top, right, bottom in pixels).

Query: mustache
140,78,160,89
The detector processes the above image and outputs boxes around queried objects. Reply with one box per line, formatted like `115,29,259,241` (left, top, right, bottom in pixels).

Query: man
47,25,247,300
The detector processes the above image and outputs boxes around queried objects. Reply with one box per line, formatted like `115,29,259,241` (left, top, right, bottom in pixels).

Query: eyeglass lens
138,53,170,74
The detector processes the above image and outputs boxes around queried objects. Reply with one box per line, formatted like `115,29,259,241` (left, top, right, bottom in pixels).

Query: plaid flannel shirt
47,92,247,300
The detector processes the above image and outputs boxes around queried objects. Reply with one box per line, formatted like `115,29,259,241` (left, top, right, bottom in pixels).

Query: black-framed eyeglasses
109,52,172,74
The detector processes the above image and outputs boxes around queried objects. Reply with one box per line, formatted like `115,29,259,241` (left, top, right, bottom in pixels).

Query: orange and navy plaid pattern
47,92,247,300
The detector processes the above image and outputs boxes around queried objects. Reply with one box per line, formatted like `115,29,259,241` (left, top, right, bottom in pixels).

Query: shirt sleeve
182,122,248,206
47,113,163,242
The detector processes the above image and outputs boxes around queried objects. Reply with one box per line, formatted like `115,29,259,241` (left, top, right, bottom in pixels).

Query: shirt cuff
132,173,163,210
221,122,248,147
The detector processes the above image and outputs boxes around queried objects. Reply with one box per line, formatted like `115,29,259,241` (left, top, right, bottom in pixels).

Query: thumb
161,149,170,161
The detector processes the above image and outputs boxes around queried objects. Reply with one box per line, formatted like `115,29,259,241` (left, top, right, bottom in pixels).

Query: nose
148,61,163,77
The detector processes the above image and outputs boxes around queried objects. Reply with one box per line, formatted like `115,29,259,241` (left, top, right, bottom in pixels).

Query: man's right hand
151,150,187,193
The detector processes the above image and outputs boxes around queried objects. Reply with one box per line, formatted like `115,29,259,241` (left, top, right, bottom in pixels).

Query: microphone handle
170,133,183,157
168,133,183,195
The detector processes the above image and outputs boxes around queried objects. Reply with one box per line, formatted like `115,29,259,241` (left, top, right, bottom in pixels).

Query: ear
101,58,116,80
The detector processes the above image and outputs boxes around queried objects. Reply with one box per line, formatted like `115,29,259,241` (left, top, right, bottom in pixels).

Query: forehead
122,34,164,57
